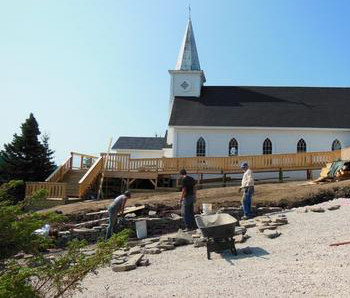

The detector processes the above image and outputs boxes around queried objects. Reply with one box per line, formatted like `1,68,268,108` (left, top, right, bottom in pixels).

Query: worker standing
105,191,131,240
239,162,254,219
179,169,197,231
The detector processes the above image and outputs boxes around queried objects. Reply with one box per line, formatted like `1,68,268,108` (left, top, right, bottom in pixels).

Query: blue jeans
105,207,118,240
242,186,254,217
182,196,197,229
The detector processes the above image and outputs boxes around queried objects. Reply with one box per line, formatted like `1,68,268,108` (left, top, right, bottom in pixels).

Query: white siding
171,126,350,157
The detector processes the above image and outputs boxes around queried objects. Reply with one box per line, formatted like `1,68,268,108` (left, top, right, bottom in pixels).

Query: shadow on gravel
220,247,270,265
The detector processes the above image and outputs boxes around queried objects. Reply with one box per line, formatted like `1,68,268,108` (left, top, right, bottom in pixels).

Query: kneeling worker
239,162,254,219
105,191,131,240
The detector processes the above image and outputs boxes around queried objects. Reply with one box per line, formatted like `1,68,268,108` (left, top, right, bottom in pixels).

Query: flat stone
271,217,288,224
112,253,144,272
193,238,207,248
124,213,136,218
14,252,25,259
240,220,256,228
148,237,160,243
83,250,96,256
145,242,159,249
139,259,150,266
255,216,272,224
172,230,194,246
112,250,127,258
263,230,281,239
258,225,277,233
157,243,175,250
296,207,308,213
268,222,285,227
234,227,247,235
308,206,325,213
129,246,142,255
148,211,157,216
144,248,161,254
170,213,182,220
234,234,246,243
327,205,340,211
111,258,127,265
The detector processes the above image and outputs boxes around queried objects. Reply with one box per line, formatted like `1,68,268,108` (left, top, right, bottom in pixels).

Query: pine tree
0,113,56,182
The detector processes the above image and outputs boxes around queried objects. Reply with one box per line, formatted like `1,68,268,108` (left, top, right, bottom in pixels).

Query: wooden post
223,173,227,187
307,169,313,180
279,168,283,183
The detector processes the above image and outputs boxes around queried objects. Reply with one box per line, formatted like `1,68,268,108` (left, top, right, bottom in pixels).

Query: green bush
0,230,132,298
0,189,66,260
0,180,25,205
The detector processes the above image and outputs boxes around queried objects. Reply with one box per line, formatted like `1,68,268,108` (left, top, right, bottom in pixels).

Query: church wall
170,126,350,180
171,126,350,157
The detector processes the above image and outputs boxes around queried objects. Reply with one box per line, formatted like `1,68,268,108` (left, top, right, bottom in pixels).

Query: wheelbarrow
195,213,238,260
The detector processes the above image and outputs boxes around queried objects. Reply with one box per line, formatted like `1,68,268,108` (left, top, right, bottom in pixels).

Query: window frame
196,137,206,157
228,138,238,156
297,138,307,153
263,138,272,155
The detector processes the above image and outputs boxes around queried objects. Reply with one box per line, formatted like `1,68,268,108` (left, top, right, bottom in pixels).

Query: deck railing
45,152,98,183
45,156,72,182
25,182,67,200
100,150,341,174
78,156,104,198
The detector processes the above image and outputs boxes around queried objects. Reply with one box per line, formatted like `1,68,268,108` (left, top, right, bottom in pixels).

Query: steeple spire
175,18,201,71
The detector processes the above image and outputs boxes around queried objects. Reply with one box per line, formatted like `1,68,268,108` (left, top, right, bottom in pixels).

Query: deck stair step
62,169,88,197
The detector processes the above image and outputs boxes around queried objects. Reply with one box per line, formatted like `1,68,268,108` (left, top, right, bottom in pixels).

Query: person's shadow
219,246,270,265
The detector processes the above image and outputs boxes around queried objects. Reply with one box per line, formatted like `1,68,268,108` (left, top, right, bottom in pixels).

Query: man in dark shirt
180,169,197,231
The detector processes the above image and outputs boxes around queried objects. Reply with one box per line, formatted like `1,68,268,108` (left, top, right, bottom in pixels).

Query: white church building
113,19,350,163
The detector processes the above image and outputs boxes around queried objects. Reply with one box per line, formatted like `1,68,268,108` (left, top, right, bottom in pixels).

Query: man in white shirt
105,191,131,240
239,162,254,219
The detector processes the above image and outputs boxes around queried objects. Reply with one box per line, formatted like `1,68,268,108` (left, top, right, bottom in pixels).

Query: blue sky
1,0,350,163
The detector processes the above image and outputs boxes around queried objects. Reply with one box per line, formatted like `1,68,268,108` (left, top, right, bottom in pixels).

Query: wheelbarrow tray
195,213,237,239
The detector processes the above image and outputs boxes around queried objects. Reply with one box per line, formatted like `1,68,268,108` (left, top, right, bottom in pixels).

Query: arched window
196,137,206,156
297,138,307,153
228,138,238,156
332,139,341,151
263,138,272,155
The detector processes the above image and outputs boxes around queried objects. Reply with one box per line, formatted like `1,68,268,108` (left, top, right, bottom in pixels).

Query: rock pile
239,214,289,240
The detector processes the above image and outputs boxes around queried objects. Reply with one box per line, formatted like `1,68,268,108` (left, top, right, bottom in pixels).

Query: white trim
169,125,350,132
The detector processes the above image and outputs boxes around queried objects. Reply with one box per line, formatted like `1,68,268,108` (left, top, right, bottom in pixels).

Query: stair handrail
78,156,103,198
45,156,72,182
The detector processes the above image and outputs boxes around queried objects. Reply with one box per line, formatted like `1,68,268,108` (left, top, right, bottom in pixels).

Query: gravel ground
74,198,350,298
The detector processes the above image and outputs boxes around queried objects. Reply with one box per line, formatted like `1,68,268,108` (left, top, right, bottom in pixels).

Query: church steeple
175,19,201,71
168,16,206,120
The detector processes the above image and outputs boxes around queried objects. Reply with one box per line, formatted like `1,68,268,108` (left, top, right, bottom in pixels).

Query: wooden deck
25,149,342,200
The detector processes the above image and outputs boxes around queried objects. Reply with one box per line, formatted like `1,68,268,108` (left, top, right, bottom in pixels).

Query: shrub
0,230,132,298
0,180,25,204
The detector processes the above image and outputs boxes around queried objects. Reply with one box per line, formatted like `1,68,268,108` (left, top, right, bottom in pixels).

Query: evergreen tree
0,113,56,182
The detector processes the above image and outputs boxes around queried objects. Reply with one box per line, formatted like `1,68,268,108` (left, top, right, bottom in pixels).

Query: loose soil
42,180,350,215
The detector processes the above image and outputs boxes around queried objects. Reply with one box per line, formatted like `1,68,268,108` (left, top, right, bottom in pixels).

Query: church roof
175,19,201,71
112,137,168,150
169,86,350,129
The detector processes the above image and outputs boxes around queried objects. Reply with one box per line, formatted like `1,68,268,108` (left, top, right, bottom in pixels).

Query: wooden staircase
62,169,88,197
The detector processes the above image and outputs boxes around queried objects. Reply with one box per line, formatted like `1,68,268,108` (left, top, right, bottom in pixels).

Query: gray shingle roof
112,137,168,150
169,86,350,128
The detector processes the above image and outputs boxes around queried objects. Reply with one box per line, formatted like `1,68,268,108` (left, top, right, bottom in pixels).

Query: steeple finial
188,4,191,20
